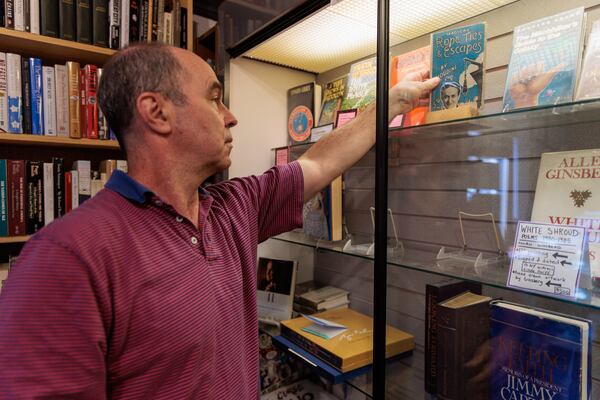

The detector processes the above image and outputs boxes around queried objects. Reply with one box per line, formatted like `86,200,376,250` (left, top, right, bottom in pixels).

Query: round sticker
288,105,313,143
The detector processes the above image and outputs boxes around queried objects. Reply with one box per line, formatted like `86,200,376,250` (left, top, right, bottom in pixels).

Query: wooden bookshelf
0,133,121,150
0,236,30,244
0,28,115,66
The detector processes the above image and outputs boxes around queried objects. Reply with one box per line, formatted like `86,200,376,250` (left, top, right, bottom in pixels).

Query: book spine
436,306,459,400
59,0,75,41
0,52,7,132
85,65,98,139
92,0,108,47
64,170,72,213
97,68,108,140
71,169,79,209
7,160,25,236
73,160,91,204
22,0,28,31
29,0,39,33
13,0,23,30
52,157,63,218
179,5,186,49
42,162,53,225
42,66,57,136
25,160,43,234
54,64,69,137
163,11,170,44
0,160,7,236
76,0,91,44
79,67,87,137
119,0,128,48
155,0,162,42
20,57,31,134
150,0,156,40
128,0,138,42
138,0,147,42
172,0,179,48
0,1,4,28
29,57,43,135
5,0,14,28
280,324,343,369
66,61,80,138
40,0,59,37
6,53,21,133
108,0,120,49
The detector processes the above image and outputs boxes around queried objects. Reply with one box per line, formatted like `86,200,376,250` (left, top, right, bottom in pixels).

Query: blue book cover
430,23,486,111
0,159,7,236
502,7,585,111
29,58,44,135
490,301,591,400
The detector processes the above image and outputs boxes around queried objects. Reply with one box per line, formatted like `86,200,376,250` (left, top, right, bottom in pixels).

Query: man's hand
388,71,440,121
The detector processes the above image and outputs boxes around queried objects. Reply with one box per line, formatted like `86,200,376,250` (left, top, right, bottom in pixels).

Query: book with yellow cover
280,308,414,372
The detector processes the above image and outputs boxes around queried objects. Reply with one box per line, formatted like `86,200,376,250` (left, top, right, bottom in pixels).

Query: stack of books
293,283,349,315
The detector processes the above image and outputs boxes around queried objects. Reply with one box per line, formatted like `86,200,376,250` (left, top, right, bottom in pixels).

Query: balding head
97,43,189,154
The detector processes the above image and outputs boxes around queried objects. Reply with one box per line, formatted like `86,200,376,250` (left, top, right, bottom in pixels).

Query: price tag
507,222,586,298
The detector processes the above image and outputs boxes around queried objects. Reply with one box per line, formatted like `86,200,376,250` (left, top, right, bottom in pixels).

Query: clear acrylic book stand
342,207,404,259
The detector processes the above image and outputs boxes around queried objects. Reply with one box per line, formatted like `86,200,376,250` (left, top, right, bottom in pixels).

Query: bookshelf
0,1,195,256
227,0,600,398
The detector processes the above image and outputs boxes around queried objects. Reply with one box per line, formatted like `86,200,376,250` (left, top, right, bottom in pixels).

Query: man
440,81,462,108
0,44,438,399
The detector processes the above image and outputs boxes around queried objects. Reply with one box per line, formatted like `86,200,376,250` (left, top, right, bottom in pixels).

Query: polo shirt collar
105,170,154,204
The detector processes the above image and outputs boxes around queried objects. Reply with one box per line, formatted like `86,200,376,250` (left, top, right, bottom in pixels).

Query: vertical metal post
374,0,389,398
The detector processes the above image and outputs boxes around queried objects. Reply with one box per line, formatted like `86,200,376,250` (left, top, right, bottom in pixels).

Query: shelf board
0,235,30,244
0,28,115,66
0,133,121,150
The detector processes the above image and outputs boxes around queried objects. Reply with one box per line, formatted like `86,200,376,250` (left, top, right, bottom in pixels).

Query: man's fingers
421,77,441,91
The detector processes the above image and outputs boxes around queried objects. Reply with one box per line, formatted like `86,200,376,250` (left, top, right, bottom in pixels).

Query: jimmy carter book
430,23,485,111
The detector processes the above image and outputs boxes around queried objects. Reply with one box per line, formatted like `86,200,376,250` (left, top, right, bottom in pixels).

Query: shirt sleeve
211,161,304,243
0,235,108,399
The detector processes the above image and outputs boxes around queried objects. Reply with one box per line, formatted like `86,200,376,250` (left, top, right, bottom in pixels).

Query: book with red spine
79,67,87,138
84,64,99,139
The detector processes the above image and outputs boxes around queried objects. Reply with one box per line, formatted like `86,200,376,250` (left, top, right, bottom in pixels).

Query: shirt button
191,236,199,245
176,216,183,223
154,200,163,206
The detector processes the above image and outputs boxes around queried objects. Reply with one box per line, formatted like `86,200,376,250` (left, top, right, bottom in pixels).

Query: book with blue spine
430,22,486,111
490,300,591,400
0,160,7,236
29,57,44,135
502,7,585,111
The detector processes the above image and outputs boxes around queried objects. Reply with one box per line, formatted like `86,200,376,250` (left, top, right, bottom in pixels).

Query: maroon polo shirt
0,162,304,399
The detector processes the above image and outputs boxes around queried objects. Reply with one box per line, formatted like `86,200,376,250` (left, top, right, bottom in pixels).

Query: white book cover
72,160,91,196
54,64,69,137
6,53,22,134
109,0,121,49
42,66,57,136
163,12,172,45
71,170,79,209
257,257,297,324
14,0,24,31
120,0,130,49
531,149,600,280
29,0,39,34
116,160,128,173
43,163,54,225
0,52,7,132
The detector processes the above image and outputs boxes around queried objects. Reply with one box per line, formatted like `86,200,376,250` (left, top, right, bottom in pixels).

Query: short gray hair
98,43,188,152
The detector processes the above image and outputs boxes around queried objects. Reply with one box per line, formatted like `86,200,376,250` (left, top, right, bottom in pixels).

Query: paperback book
430,23,485,111
502,7,585,111
341,57,376,113
390,46,430,127
576,19,600,100
317,75,347,127
489,301,591,400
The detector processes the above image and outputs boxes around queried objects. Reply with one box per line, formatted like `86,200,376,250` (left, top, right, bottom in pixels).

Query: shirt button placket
190,236,199,245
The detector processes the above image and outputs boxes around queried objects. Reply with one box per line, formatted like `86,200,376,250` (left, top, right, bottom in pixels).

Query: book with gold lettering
489,300,591,400
280,307,413,372
531,149,600,285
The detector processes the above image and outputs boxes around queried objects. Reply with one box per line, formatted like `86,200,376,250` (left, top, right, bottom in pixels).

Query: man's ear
135,92,172,135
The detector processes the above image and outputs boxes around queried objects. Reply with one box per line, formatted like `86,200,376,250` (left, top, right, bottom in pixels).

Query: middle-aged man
0,43,439,399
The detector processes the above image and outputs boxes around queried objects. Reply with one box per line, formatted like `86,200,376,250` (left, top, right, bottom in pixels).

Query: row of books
0,158,126,236
0,52,115,139
287,6,600,144
425,279,591,400
0,1,188,50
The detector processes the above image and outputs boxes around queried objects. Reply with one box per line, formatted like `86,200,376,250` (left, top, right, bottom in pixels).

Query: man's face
172,49,238,174
441,86,460,108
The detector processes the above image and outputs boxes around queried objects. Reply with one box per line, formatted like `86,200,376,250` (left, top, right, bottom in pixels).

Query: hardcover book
54,64,69,137
28,57,43,135
390,46,430,127
287,82,321,145
6,53,22,134
489,301,591,400
21,57,31,134
296,285,349,311
42,66,57,136
576,19,600,100
109,0,120,49
14,0,23,31
7,160,25,236
42,162,53,225
531,149,600,285
76,0,92,44
26,160,43,234
40,0,59,37
424,279,482,396
0,52,7,132
84,64,99,139
66,61,81,138
502,7,585,111
5,0,14,29
281,307,414,372
437,291,491,400
340,57,376,113
59,0,76,41
256,256,298,325
0,160,7,236
52,157,64,218
317,75,347,127
430,23,485,111
93,0,109,47
30,0,39,34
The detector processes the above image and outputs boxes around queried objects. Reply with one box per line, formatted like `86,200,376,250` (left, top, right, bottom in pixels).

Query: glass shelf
392,98,600,139
272,230,600,311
